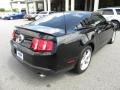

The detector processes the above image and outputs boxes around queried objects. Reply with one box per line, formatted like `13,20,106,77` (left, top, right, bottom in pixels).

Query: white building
10,0,100,13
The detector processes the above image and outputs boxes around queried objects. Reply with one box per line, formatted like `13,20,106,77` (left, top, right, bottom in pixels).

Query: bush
0,8,5,12
12,8,18,12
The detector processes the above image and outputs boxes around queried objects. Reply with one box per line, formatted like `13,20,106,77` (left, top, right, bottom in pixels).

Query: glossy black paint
10,11,115,74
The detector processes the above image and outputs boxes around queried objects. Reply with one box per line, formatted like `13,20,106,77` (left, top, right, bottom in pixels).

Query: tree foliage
0,8,5,12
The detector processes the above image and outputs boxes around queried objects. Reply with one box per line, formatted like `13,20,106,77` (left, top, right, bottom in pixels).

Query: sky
0,0,11,9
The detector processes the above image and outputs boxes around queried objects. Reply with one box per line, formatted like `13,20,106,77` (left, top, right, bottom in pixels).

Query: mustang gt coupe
10,11,116,75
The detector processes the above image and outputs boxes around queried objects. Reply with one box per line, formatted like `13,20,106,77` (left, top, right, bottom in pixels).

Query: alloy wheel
80,49,92,71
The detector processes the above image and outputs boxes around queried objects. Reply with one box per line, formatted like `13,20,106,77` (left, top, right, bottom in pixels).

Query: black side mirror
106,21,118,30
108,21,113,25
109,21,119,30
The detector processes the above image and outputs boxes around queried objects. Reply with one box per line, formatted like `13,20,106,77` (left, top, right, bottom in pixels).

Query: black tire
28,18,31,21
108,30,116,44
10,17,13,20
73,46,92,74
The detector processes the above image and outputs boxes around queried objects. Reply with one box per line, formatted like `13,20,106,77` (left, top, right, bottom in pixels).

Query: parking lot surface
0,19,120,90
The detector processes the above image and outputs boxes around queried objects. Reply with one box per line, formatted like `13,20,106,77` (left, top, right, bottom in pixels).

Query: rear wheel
73,46,92,74
28,18,31,20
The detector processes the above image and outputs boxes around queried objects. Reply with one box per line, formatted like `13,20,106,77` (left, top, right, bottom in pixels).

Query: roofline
99,7,120,10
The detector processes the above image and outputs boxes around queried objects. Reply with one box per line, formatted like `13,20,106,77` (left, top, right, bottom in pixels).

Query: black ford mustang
11,11,116,75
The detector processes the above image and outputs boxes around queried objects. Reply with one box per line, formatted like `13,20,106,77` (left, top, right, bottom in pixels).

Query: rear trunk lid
14,24,64,50
17,24,65,37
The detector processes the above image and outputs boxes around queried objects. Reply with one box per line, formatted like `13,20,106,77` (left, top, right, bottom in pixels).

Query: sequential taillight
12,31,16,39
31,38,53,52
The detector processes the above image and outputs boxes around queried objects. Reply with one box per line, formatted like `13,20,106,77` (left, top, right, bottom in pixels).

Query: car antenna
63,12,67,34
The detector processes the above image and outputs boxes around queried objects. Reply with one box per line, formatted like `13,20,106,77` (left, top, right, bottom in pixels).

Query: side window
116,9,120,15
75,14,106,29
96,14,106,22
75,18,89,29
102,9,114,15
90,14,106,27
75,23,83,30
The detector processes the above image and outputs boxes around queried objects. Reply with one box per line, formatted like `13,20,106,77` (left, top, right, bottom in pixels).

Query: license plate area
16,50,23,60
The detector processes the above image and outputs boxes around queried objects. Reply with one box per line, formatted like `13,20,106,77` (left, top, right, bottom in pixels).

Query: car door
91,14,109,47
96,14,113,45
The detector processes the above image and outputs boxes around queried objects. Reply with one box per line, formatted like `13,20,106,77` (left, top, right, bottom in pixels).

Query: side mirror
108,21,118,30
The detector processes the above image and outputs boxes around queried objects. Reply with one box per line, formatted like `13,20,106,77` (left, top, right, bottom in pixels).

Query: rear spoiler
15,26,56,37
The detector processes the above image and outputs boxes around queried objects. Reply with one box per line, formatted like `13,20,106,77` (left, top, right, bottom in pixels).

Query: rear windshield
116,9,120,15
30,13,65,29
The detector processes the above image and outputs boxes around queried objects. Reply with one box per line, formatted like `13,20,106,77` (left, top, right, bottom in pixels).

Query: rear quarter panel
55,30,96,70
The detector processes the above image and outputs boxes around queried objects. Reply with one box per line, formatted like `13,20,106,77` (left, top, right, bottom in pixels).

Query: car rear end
10,27,59,74
10,12,80,75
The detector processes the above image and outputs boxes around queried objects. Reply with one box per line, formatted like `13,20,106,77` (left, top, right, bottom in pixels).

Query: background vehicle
24,12,39,20
11,11,116,75
0,12,11,19
96,7,120,29
0,13,4,19
1,12,25,20
35,11,55,20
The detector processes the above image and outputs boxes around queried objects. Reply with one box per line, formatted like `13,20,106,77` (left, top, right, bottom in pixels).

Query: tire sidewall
112,30,116,43
109,30,116,44
75,46,92,74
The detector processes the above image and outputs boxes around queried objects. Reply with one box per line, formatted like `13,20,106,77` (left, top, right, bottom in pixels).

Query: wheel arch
87,43,95,52
111,19,120,23
111,20,120,25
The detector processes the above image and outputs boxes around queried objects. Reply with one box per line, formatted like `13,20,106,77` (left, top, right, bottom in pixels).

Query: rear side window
103,9,114,15
87,14,106,27
65,13,90,30
116,9,120,15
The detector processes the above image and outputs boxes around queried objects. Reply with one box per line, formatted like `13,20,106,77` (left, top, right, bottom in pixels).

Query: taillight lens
12,31,16,39
31,38,53,52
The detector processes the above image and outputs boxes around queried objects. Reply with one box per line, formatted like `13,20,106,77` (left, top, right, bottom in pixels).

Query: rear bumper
10,40,74,75
12,50,56,75
11,40,57,74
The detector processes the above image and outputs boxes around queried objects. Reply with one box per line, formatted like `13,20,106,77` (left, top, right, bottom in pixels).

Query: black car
10,11,116,75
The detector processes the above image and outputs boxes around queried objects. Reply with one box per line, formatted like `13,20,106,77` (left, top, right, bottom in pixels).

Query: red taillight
12,31,16,39
31,38,53,52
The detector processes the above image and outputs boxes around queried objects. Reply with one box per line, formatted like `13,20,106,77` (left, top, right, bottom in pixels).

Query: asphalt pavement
0,19,120,90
